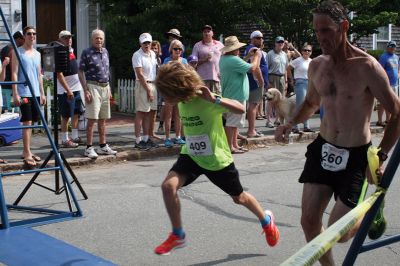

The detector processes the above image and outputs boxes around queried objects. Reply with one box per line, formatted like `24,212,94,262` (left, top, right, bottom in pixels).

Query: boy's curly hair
155,62,204,102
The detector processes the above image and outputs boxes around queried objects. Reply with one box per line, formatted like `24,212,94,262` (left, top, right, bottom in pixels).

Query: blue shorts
58,91,84,118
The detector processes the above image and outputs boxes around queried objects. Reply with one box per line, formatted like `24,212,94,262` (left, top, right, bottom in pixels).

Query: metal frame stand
0,7,83,229
13,73,87,206
343,139,400,265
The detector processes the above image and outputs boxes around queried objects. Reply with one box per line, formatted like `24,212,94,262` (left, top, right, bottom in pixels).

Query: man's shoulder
213,40,223,47
132,49,142,57
245,44,254,53
193,41,202,47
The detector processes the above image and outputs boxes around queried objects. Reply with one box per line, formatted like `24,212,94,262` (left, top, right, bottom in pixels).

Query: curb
0,128,384,173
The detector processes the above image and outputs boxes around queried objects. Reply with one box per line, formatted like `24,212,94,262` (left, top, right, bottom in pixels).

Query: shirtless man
275,1,400,265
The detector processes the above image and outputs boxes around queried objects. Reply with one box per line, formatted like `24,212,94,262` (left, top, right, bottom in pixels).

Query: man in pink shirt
191,25,224,95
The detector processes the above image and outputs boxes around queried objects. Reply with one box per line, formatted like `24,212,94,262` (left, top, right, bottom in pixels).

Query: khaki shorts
135,82,158,112
204,80,221,95
269,75,286,95
225,101,246,128
85,83,111,120
248,86,263,103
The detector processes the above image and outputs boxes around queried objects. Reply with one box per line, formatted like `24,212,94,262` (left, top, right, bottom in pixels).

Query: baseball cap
250,30,263,39
387,41,397,48
139,33,152,44
59,30,73,39
202,25,213,31
13,31,23,39
187,55,198,63
275,36,285,43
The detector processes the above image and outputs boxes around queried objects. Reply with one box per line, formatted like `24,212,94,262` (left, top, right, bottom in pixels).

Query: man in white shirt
56,30,84,148
132,33,158,150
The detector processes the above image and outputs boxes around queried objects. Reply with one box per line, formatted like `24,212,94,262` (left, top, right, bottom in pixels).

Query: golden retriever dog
265,88,296,124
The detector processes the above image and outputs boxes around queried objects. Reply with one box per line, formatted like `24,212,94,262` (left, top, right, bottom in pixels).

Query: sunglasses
254,37,263,40
26,32,36,36
142,41,151,45
62,36,72,39
276,41,284,44
173,47,182,51
303,49,312,52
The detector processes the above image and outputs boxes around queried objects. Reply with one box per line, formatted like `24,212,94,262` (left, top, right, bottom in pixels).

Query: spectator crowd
0,18,399,165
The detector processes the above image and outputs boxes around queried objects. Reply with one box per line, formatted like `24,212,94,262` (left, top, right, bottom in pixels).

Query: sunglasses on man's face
26,32,36,36
303,49,312,52
173,47,182,51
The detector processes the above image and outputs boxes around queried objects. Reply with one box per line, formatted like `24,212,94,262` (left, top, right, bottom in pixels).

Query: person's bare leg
173,106,181,137
134,111,145,139
328,199,361,243
86,119,96,146
247,103,258,136
231,191,265,220
71,114,79,129
233,127,241,149
149,110,159,138
98,119,106,144
300,183,335,266
142,112,150,137
224,126,235,151
164,104,173,140
22,121,33,159
161,171,186,229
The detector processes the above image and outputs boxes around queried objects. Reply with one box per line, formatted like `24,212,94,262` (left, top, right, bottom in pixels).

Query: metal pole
343,139,400,265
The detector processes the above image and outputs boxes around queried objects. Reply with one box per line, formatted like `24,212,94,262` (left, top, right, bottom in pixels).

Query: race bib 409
186,135,213,156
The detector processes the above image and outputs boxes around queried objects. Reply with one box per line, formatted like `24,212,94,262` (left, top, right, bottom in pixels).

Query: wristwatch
377,150,388,162
214,96,221,105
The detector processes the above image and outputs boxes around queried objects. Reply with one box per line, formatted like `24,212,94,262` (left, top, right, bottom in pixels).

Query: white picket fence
118,79,135,113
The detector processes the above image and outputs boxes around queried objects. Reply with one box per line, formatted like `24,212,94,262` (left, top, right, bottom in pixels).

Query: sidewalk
0,112,384,172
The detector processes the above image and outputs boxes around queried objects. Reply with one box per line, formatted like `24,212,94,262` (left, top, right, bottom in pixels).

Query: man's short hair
313,0,348,25
23,26,36,35
13,31,23,40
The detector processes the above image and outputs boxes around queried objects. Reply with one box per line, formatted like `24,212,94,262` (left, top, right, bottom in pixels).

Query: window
375,25,391,50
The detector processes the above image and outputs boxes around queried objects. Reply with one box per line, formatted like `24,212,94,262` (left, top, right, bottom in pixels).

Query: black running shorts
299,135,371,208
170,154,244,196
20,97,41,122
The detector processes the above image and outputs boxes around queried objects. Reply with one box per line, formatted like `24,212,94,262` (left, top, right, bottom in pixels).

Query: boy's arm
197,85,245,114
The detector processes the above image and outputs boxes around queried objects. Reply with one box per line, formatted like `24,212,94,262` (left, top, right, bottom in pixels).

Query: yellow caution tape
281,191,383,266
367,146,381,186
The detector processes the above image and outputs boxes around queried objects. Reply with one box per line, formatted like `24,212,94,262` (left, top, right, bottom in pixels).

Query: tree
91,0,399,78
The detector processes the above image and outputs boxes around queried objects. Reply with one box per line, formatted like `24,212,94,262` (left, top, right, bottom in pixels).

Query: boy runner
154,62,279,255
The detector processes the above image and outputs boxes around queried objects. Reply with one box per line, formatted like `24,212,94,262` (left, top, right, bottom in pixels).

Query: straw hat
165,28,182,38
220,36,246,53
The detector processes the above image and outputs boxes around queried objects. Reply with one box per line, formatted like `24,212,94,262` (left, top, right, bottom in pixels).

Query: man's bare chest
314,67,365,98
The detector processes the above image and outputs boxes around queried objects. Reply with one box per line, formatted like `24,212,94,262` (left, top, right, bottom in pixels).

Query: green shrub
367,49,385,60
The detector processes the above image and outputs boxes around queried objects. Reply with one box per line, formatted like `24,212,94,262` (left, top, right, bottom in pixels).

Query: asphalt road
3,134,400,266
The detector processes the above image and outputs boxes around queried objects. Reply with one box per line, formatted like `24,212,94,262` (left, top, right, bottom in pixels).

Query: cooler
0,112,22,146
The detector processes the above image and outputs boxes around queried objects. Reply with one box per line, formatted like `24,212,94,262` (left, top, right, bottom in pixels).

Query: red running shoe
262,210,280,247
154,233,186,255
